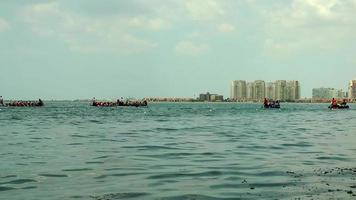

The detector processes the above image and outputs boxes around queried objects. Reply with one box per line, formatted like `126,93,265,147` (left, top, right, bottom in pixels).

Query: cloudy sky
1,0,356,99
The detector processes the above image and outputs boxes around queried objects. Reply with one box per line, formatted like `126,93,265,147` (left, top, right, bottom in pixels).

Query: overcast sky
1,0,356,100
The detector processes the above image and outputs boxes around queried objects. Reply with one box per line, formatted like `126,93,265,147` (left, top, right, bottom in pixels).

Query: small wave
0,186,16,191
210,181,297,189
160,194,237,200
121,145,180,150
93,155,110,159
66,143,83,146
281,142,313,147
1,175,17,178
38,173,68,178
71,134,87,138
86,161,105,164
147,170,223,179
62,168,93,172
10,115,22,120
91,192,149,199
70,195,85,199
21,186,37,190
155,127,179,131
316,156,349,161
94,172,145,179
0,179,37,185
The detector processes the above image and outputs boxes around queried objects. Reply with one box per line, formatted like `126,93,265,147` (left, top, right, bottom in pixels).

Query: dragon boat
92,100,147,107
1,99,44,107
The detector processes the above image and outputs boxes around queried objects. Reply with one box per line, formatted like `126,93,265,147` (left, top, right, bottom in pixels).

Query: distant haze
1,0,355,100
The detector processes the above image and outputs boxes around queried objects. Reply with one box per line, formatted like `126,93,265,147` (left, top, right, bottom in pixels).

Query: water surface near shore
1,102,356,199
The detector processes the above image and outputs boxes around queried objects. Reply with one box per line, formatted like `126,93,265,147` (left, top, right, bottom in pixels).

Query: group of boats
0,97,351,109
263,98,350,110
0,97,148,107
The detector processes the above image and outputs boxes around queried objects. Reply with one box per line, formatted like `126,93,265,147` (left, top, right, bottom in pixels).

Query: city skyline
231,80,300,101
1,1,356,99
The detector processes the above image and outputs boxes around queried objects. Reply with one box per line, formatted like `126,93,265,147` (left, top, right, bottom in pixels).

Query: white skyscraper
312,88,343,99
230,80,247,100
349,80,356,100
246,82,255,100
265,82,276,100
254,80,265,100
275,80,287,101
286,80,300,101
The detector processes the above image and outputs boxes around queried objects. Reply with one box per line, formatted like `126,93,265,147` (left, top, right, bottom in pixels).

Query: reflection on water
0,102,356,199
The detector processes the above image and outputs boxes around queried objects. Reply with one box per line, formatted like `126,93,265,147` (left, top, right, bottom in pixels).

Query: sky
0,0,356,100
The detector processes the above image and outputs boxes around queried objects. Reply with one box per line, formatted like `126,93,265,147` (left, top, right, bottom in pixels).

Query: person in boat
92,97,97,106
275,100,280,107
341,99,347,106
0,96,3,106
117,98,124,106
38,99,44,106
263,98,269,108
331,98,337,108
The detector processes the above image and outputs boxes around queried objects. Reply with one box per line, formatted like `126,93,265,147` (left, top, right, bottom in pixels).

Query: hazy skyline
1,0,356,100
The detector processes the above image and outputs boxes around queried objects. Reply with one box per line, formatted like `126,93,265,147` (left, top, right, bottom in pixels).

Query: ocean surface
1,102,356,200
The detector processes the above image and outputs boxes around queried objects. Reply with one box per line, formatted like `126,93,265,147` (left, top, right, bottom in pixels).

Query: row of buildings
143,79,356,103
312,80,356,100
230,80,300,101
199,92,224,102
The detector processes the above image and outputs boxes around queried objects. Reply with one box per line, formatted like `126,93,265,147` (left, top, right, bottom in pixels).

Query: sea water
0,102,356,199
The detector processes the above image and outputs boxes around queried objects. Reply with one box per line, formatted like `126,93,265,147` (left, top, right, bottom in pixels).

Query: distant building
230,80,247,100
199,92,223,102
246,82,255,100
286,80,300,101
349,80,356,100
210,94,224,102
254,80,265,100
231,79,300,101
199,92,211,101
312,88,343,99
275,80,287,101
265,82,275,100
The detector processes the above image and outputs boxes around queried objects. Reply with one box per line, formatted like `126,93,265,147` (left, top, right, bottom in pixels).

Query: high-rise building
312,88,343,99
275,80,287,101
254,80,265,100
265,82,275,100
286,80,300,101
246,82,255,100
349,80,356,100
230,80,246,100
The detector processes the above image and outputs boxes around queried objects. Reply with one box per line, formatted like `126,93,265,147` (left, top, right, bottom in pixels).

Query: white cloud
184,0,225,20
175,40,209,56
0,18,10,32
262,0,356,55
218,23,235,33
127,17,169,31
22,2,159,54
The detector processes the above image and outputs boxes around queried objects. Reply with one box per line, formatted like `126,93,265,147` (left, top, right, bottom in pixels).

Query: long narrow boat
1,99,44,107
328,104,349,109
92,100,147,107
